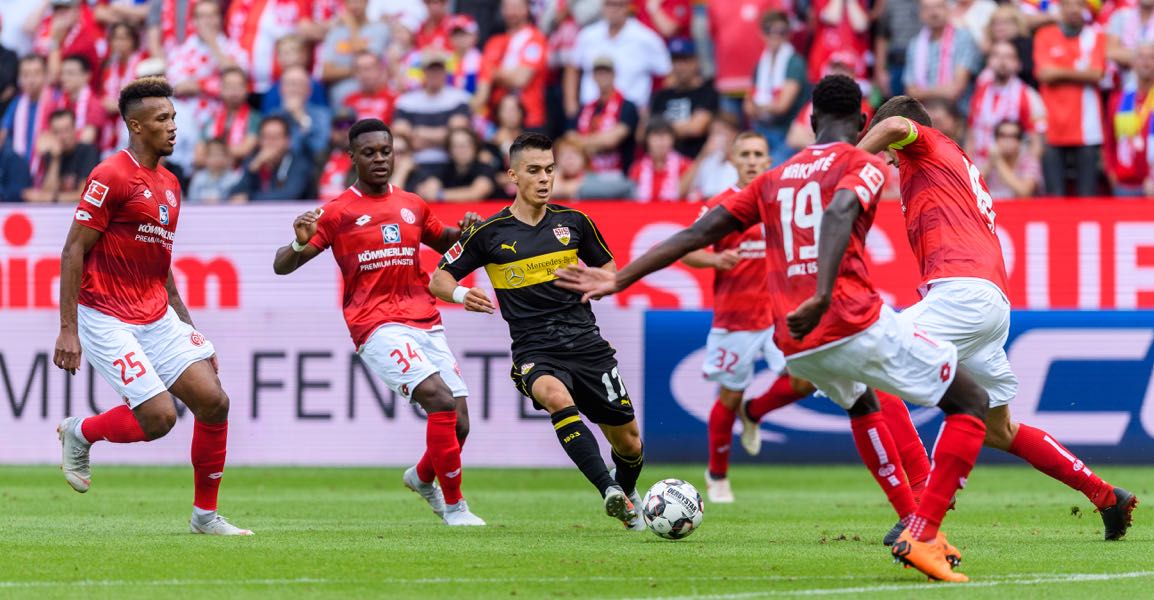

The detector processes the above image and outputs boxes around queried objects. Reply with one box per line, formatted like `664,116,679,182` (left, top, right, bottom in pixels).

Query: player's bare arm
425,212,484,254
786,189,861,341
166,271,194,327
430,269,495,314
857,116,914,154
54,222,103,374
556,206,743,302
681,249,740,271
272,208,325,275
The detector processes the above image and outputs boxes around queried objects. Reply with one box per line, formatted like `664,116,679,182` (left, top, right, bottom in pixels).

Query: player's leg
525,372,618,497
415,395,469,489
875,390,931,503
706,386,743,503
741,329,812,445
701,329,758,502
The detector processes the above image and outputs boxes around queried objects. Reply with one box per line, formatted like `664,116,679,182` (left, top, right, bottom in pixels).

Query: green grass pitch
2,464,1150,599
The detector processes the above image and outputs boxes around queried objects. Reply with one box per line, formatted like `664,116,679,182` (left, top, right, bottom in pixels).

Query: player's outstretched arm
55,222,102,374
786,189,861,340
430,269,496,314
425,211,484,254
681,249,740,271
556,206,743,301
857,116,914,154
273,209,324,275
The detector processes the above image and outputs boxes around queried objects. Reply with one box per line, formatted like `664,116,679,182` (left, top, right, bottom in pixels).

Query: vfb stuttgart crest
553,226,571,245
381,223,401,244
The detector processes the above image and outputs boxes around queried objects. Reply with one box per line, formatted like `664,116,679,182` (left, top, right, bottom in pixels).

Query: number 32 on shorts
112,352,147,385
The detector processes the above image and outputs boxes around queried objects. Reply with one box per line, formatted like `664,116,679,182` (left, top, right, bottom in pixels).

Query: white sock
192,506,216,522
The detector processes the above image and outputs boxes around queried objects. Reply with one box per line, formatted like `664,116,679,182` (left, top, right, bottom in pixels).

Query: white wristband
451,286,469,304
291,240,308,252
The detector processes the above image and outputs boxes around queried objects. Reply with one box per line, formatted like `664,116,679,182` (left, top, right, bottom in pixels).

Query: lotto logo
400,384,410,396
940,363,952,382
355,215,372,226
190,331,206,347
75,210,93,221
83,181,109,207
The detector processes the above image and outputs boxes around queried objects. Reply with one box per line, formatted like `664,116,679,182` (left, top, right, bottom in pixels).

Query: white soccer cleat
189,513,254,536
738,400,762,456
625,489,646,531
442,500,486,526
705,470,735,504
604,485,640,529
403,465,446,517
58,416,91,493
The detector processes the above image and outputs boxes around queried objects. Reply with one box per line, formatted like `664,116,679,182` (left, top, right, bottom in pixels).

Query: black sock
551,406,616,496
611,443,644,496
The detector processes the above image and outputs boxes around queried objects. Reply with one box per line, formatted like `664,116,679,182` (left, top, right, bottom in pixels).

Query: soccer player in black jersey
430,133,645,530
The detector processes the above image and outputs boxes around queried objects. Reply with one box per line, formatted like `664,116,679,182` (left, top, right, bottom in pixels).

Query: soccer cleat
883,519,906,546
57,417,91,493
189,514,254,536
603,486,638,527
891,530,968,582
1100,487,1138,541
403,465,446,517
704,469,735,504
737,400,762,456
938,532,962,568
442,500,486,526
625,489,646,531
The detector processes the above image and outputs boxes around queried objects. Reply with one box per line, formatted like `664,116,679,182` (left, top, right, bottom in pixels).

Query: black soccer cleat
883,519,906,546
1100,487,1138,541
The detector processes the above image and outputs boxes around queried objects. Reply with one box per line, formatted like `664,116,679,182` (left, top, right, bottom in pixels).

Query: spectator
319,0,390,107
22,108,98,202
986,5,1036,88
905,0,981,117
147,0,198,56
414,0,452,51
746,11,808,166
367,0,426,29
272,65,332,162
51,55,104,147
981,119,1042,198
636,0,693,41
650,37,718,159
809,0,870,84
568,55,639,176
686,114,739,200
480,0,549,130
196,67,259,168
343,52,397,122
226,0,314,95
93,0,148,28
31,0,105,83
389,133,433,192
967,41,1046,163
629,119,691,202
1106,0,1154,78
1105,43,1154,196
187,137,241,203
100,22,146,154
0,20,18,117
490,94,526,161
446,15,484,101
0,0,40,56
552,136,588,199
229,115,317,202
707,0,781,119
786,55,874,151
318,109,356,199
424,127,499,201
0,145,32,201
1035,0,1107,197
924,98,965,145
1,55,53,173
262,34,328,113
563,0,671,121
391,51,472,170
952,0,997,49
876,0,921,97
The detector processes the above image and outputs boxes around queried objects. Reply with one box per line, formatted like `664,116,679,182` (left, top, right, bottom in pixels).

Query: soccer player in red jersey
272,119,485,526
859,96,1138,542
560,75,990,582
53,77,252,536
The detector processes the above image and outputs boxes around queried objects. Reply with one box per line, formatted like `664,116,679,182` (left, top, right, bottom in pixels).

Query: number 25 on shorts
112,352,147,385
390,343,424,374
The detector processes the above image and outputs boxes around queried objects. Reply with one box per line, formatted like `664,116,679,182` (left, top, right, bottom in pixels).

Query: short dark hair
62,54,92,74
348,118,392,147
871,95,932,129
646,117,675,138
220,66,248,82
446,126,480,154
118,76,174,120
48,108,75,124
994,119,1023,139
205,136,229,150
260,114,293,137
761,10,790,32
19,54,47,69
811,75,862,119
508,132,553,164
108,22,140,50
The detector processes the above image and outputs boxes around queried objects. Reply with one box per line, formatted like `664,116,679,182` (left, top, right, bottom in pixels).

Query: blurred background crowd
0,0,1148,204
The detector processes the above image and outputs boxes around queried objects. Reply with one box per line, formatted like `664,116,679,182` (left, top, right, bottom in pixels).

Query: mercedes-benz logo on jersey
400,207,416,224
158,204,170,225
165,189,177,207
381,223,401,244
504,265,526,287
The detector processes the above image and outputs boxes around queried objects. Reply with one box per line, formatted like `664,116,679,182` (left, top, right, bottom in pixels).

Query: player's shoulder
89,151,139,184
462,206,515,242
705,185,742,208
544,203,592,221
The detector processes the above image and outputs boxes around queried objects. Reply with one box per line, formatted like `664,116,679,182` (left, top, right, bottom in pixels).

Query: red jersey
309,185,446,348
704,186,772,332
344,88,397,123
74,150,183,325
722,143,888,356
890,121,1010,295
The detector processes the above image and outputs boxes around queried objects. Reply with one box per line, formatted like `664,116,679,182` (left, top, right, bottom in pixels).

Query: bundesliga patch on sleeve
444,241,464,263
83,180,109,207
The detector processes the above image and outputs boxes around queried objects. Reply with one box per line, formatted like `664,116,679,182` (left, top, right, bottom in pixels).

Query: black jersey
438,204,614,359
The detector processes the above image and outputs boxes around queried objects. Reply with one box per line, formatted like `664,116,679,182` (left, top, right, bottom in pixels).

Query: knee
455,409,471,441
615,432,643,457
718,388,743,410
414,376,455,414
139,409,177,440
194,390,230,424
535,385,575,414
789,376,815,396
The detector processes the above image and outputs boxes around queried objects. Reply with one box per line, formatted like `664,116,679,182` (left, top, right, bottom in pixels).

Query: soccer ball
641,479,704,539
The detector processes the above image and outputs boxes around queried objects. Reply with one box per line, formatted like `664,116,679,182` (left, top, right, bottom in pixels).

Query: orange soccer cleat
938,532,962,568
891,530,969,582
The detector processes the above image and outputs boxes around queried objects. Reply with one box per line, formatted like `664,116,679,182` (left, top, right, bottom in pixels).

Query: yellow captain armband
888,117,919,150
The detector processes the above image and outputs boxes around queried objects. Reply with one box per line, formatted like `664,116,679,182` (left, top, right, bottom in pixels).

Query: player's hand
293,208,322,244
786,295,830,341
463,288,495,314
555,265,619,302
458,211,483,231
715,250,741,271
53,329,82,375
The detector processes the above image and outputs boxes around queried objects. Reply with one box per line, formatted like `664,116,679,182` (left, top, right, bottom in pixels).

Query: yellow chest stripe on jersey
485,249,579,290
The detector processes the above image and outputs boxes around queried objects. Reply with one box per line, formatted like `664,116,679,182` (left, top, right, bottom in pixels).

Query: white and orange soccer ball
641,479,704,540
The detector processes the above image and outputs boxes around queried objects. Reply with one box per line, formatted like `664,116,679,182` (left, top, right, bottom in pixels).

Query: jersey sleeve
419,202,448,248
74,162,123,233
719,177,764,229
835,152,889,210
576,211,613,268
307,203,337,251
438,222,489,280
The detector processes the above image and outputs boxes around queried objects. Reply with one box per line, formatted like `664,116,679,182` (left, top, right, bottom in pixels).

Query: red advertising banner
427,199,1154,310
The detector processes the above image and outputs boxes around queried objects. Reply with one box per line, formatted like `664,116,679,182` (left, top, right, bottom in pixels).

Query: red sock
80,405,148,444
426,411,463,505
876,391,931,502
416,421,467,483
850,412,918,520
910,414,986,541
746,376,806,421
1008,423,1116,509
707,400,737,478
191,420,228,512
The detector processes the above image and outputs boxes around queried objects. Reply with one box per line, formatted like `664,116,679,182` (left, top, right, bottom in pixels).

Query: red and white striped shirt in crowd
968,75,1047,160
629,152,690,202
101,52,147,153
33,5,106,79
226,0,309,93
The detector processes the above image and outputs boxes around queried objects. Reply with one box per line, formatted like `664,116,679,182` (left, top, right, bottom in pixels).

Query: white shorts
702,327,788,391
785,305,958,410
898,278,1018,407
358,324,468,401
78,304,217,408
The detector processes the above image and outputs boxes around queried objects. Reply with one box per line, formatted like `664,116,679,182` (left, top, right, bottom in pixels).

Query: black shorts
510,346,635,427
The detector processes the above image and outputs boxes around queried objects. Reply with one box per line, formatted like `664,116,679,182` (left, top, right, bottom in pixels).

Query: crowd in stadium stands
0,0,1152,203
